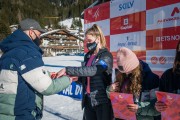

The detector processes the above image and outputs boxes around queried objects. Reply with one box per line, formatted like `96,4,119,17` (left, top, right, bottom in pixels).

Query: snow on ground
42,56,84,120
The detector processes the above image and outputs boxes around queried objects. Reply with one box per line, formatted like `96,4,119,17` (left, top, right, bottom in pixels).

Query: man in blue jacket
0,18,72,120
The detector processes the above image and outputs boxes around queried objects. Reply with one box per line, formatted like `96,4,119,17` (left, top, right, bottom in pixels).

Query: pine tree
0,0,92,37
0,21,11,41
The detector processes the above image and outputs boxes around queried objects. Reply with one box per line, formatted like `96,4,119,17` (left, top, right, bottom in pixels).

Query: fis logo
93,8,100,19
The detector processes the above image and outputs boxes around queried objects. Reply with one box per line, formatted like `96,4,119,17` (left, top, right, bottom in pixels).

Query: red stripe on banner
84,40,88,53
110,11,146,35
84,2,110,24
146,26,180,50
133,51,146,62
105,36,110,51
146,0,180,10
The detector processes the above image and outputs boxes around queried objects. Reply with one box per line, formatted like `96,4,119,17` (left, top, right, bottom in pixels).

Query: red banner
110,11,146,35
146,26,180,50
84,2,110,24
146,0,180,10
133,51,146,62
105,36,110,51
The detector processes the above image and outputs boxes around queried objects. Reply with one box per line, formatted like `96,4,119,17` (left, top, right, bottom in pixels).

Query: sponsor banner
58,82,82,100
110,0,146,18
110,31,146,52
84,2,110,24
84,19,110,36
110,11,146,35
146,0,180,10
146,50,176,71
146,3,180,30
146,26,180,50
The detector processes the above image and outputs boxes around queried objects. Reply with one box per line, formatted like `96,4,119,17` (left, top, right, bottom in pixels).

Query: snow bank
42,56,84,120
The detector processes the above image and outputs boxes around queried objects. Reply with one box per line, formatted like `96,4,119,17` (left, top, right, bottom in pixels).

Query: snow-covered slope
58,18,84,29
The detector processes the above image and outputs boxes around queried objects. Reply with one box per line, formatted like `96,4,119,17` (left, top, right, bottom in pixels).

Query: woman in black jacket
56,24,113,120
155,41,180,112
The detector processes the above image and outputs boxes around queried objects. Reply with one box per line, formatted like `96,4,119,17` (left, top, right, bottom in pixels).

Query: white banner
110,31,146,52
84,19,110,36
146,49,176,71
110,0,146,18
146,2,180,30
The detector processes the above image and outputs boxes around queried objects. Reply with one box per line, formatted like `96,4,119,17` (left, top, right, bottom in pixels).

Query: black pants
83,95,113,120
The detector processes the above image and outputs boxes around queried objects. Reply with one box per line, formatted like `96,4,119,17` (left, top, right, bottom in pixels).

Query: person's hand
54,68,66,79
109,82,119,92
65,76,78,83
127,104,139,113
69,76,78,83
155,101,168,112
50,72,57,79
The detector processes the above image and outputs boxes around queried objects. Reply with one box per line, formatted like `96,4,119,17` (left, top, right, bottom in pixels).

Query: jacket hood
0,29,42,53
140,60,152,73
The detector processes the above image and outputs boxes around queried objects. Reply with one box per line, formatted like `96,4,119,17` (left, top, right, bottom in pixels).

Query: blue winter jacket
0,30,71,120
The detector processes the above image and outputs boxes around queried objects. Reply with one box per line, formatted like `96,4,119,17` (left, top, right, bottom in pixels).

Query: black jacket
136,61,160,119
66,48,113,108
159,68,180,94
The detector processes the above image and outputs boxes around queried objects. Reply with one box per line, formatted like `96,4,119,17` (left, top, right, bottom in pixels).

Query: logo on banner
171,7,180,16
118,36,138,47
124,18,128,25
157,7,180,24
93,8,100,20
151,56,158,64
156,34,180,42
159,56,166,65
150,56,174,65
119,1,134,11
121,18,133,30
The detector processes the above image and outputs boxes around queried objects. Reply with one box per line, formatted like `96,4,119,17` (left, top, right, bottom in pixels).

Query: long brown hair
115,65,142,96
85,24,106,48
173,40,180,73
